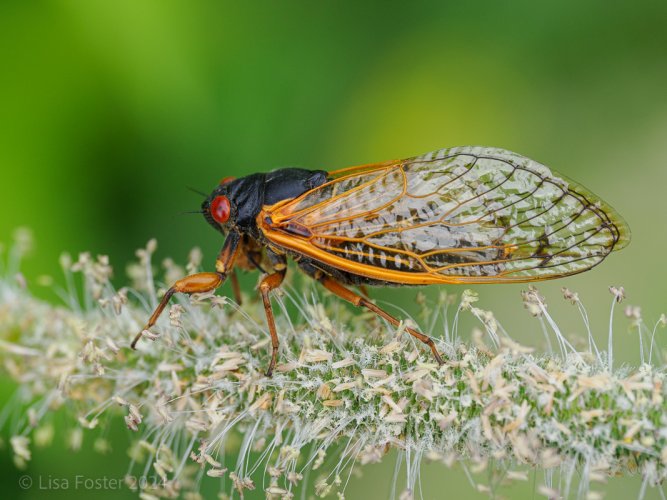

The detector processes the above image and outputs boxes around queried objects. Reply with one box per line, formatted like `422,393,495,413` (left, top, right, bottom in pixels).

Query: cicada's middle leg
257,251,287,377
229,269,243,305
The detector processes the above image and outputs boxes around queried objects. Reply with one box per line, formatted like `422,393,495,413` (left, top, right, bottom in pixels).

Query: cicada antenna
186,186,208,198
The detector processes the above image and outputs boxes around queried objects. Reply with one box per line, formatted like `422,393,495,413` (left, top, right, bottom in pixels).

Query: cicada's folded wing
259,147,630,285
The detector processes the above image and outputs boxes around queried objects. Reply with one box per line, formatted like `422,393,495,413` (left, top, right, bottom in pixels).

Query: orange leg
315,273,444,365
258,269,286,377
131,272,225,348
131,233,240,349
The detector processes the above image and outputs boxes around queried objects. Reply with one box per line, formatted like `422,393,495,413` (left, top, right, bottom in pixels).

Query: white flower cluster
0,232,665,499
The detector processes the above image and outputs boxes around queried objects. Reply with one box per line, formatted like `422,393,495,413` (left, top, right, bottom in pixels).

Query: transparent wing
260,146,629,284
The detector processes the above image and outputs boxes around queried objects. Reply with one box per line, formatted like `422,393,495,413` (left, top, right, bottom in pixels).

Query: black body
202,168,328,240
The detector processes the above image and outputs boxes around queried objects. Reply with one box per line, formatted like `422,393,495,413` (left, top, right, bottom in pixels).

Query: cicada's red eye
210,195,231,224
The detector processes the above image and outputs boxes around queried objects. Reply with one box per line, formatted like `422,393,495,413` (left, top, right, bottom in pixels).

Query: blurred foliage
1,1,666,498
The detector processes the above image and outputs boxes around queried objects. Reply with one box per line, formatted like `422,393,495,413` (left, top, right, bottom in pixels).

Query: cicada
131,146,630,375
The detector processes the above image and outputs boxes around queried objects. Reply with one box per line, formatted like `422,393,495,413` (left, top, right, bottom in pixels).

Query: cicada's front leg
130,232,241,349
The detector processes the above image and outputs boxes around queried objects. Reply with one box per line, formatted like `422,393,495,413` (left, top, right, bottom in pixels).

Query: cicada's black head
203,168,328,238
202,173,266,237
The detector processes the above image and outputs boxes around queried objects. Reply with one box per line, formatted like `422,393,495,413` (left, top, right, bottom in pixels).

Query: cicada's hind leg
298,262,444,366
131,232,240,349
258,252,287,377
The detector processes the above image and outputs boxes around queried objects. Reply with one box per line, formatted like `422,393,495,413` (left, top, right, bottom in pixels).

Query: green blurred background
1,1,666,498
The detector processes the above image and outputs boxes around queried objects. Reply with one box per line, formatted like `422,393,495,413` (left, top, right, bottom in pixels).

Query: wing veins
433,224,609,274
279,166,393,222
437,165,517,223
303,167,407,230
403,157,479,200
